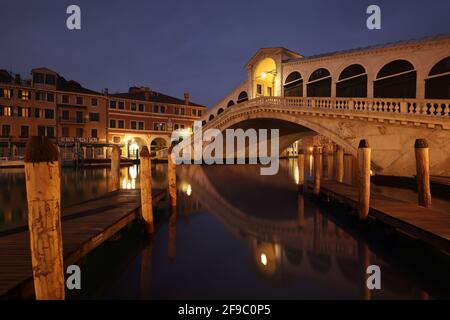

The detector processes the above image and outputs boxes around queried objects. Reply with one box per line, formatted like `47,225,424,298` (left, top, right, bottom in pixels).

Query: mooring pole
111,145,121,191
415,139,432,208
358,139,371,220
140,146,154,233
24,136,65,300
297,149,305,192
168,143,177,207
336,145,344,183
313,146,322,196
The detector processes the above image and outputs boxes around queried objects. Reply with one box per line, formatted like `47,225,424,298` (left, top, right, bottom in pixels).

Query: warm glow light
294,166,299,185
129,165,137,179
186,184,192,196
260,253,268,266
122,179,127,189
261,72,267,79
308,147,313,152
370,170,374,176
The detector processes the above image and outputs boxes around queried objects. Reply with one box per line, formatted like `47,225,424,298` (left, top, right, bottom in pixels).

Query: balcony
59,117,86,124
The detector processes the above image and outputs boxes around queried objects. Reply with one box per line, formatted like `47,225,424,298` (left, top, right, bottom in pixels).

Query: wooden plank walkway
308,180,450,254
0,188,165,299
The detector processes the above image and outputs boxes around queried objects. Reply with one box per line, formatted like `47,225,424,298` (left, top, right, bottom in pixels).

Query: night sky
1,0,449,107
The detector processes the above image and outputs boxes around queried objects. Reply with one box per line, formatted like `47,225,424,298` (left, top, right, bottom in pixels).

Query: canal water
0,158,449,299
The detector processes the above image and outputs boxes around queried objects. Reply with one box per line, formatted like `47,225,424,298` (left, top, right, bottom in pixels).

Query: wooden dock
0,188,165,299
308,180,450,254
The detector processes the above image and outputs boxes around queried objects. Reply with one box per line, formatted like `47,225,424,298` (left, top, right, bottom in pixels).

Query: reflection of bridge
198,37,450,177
177,165,420,298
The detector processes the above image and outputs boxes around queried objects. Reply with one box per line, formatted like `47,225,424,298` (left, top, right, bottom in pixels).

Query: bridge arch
283,71,303,97
307,68,332,97
374,59,416,98
336,64,368,97
237,91,249,104
426,56,450,99
227,100,235,108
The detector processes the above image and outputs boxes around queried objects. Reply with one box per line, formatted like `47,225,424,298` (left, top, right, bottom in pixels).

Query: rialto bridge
198,35,450,177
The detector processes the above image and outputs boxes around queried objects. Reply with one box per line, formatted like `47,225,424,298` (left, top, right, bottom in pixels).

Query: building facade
0,67,206,161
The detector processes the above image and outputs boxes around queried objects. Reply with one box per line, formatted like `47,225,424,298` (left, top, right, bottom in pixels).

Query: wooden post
313,146,322,196
111,145,121,191
140,146,154,233
415,139,432,208
358,241,371,300
168,143,177,207
336,145,344,183
168,205,177,260
297,149,305,192
358,140,371,220
24,136,65,300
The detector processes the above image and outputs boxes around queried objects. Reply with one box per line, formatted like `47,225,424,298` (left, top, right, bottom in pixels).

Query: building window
174,124,179,130
138,104,144,112
34,108,41,118
76,96,83,105
109,119,116,128
19,90,30,100
118,101,124,110
35,92,44,101
45,74,56,85
1,106,12,116
153,105,159,113
1,88,13,98
91,98,98,106
153,122,166,131
76,128,83,138
174,107,179,115
91,129,98,138
62,95,69,103
89,112,100,122
131,121,137,130
138,121,144,130
33,73,45,84
257,84,263,95
267,87,273,96
47,92,54,102
18,107,31,117
45,109,54,119
131,103,137,111
109,100,117,109
180,107,185,115
37,126,46,137
47,127,55,138
198,110,202,117
113,136,121,143
62,127,69,137
62,110,69,120
118,120,125,129
20,125,29,138
192,109,197,116
1,125,11,137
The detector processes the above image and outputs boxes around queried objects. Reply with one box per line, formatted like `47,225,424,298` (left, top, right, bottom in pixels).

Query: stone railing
203,96,450,130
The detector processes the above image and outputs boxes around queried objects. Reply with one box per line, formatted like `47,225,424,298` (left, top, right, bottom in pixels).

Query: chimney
184,92,190,105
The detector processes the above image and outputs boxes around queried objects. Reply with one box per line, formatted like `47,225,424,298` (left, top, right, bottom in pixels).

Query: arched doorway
237,91,249,104
337,64,367,97
127,137,147,160
150,137,168,157
284,71,303,97
426,56,450,99
374,60,416,98
307,68,331,97
253,58,277,97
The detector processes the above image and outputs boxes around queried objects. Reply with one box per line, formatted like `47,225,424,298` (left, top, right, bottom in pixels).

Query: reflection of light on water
121,165,138,190
260,253,268,266
309,155,313,175
186,184,192,196
294,165,299,184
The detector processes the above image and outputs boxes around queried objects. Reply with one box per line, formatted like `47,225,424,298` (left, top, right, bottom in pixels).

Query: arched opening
426,56,450,99
209,114,215,121
217,108,224,115
126,137,147,160
307,68,331,97
237,91,249,103
201,120,207,126
150,137,167,157
227,100,235,108
336,64,367,97
253,58,277,97
284,71,303,97
374,60,416,98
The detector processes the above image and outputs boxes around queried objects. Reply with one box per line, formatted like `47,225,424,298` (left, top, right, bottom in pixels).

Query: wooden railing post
24,136,65,300
313,146,322,196
140,146,154,233
111,145,121,191
358,139,371,220
336,145,344,183
415,139,432,208
297,149,305,192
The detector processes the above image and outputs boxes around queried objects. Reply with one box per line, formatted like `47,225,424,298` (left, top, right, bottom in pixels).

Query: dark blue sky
1,0,449,107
